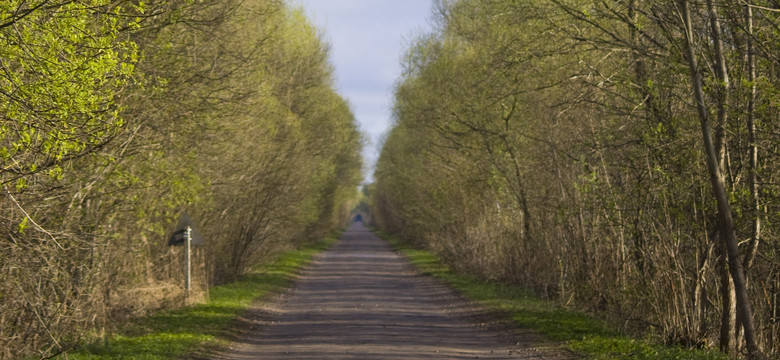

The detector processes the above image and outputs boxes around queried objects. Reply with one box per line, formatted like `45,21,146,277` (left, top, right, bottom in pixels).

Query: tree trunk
742,0,760,277
678,1,762,358
717,230,737,353
704,0,739,352
706,0,730,171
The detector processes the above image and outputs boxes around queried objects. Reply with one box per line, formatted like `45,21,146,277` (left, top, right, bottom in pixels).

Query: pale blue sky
294,0,434,182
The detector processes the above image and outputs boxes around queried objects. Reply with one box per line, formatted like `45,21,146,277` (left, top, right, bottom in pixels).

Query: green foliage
570,337,729,360
373,0,780,358
0,1,363,358
0,0,138,183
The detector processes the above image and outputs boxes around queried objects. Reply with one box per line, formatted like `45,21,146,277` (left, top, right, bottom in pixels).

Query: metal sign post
185,226,192,293
168,213,203,296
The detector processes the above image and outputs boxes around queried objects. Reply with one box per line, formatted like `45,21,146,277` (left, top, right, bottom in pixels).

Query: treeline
0,0,362,358
372,0,779,359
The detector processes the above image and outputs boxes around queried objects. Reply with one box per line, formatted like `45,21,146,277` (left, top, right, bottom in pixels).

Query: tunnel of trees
372,0,780,359
4,0,780,359
0,1,362,358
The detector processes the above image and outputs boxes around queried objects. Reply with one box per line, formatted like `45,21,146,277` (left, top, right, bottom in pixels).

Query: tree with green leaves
373,0,780,358
0,1,363,357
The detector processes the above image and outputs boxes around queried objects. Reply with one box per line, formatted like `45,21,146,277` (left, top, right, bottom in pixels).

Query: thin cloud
296,0,433,178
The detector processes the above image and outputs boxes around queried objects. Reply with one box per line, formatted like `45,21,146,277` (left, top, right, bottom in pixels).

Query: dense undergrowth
376,230,730,360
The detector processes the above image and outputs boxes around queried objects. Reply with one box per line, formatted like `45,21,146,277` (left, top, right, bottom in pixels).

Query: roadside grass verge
376,230,729,360
60,234,339,360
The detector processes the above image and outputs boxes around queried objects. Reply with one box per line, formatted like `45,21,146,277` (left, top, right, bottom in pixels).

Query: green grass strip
61,234,338,360
377,230,730,360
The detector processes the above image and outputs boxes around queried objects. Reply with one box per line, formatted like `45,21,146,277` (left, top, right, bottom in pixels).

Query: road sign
168,213,204,246
167,213,204,294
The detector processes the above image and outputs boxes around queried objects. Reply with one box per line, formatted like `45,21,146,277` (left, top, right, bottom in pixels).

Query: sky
294,0,435,183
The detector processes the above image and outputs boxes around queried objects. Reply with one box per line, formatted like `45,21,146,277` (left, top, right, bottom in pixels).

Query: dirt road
216,222,561,359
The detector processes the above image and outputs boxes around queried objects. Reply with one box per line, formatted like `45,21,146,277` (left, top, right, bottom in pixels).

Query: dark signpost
168,213,203,293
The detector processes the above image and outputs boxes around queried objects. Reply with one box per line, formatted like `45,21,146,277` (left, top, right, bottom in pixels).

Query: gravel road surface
215,222,564,359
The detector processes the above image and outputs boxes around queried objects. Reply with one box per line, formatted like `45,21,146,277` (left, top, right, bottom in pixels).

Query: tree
678,0,760,356
0,1,364,357
374,0,780,357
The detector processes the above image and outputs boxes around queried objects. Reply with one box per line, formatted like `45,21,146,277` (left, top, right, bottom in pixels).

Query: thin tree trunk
678,1,762,358
742,0,760,276
733,1,762,350
694,241,713,341
706,0,730,170
704,0,739,352
717,230,737,353
628,0,659,127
